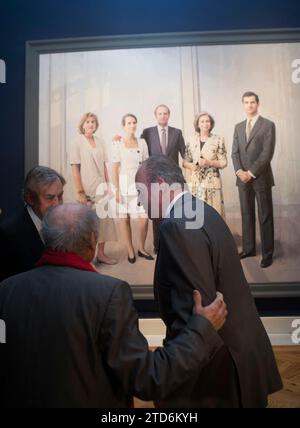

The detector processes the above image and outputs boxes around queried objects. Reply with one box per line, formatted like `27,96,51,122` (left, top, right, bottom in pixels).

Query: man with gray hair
0,203,227,407
0,166,65,281
136,155,282,407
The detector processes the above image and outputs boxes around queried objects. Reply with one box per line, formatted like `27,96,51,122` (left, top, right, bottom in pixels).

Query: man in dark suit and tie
136,156,282,407
141,104,186,252
0,166,65,281
232,92,275,268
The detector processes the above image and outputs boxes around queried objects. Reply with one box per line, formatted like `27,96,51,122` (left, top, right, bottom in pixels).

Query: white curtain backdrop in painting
39,44,300,210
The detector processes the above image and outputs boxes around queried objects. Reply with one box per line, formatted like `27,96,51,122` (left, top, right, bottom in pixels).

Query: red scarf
36,249,134,408
36,249,98,272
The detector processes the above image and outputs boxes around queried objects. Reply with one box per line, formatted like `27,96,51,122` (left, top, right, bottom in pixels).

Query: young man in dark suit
0,166,65,281
136,155,282,408
141,104,186,252
232,92,275,268
0,203,227,407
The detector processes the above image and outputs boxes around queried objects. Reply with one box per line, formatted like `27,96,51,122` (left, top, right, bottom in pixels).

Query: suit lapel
23,208,44,257
240,120,248,147
153,127,163,155
166,127,174,156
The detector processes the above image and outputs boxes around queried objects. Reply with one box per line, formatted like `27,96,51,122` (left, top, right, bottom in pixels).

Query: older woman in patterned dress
183,112,227,219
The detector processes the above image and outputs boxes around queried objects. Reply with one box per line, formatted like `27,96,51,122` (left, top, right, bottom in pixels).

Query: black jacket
0,265,223,408
232,116,275,190
0,207,44,281
141,126,185,165
154,193,282,407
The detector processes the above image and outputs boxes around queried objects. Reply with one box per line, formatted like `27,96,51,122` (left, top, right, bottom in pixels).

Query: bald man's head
41,203,99,260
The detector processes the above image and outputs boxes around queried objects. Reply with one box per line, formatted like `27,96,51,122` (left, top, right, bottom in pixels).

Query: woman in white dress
70,112,117,265
111,114,153,263
183,111,227,219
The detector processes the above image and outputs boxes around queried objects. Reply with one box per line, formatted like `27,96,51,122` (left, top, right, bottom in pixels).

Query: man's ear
84,232,97,262
25,194,41,217
90,232,97,251
25,194,35,208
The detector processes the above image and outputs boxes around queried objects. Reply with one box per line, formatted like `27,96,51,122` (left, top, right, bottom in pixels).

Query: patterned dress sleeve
184,141,193,163
216,136,227,169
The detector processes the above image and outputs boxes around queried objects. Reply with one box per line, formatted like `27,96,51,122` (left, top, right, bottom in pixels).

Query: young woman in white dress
70,112,117,265
111,114,153,263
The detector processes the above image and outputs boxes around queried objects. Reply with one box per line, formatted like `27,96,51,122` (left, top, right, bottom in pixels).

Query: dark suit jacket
154,193,282,408
0,265,223,408
0,208,44,282
141,126,185,165
232,116,275,190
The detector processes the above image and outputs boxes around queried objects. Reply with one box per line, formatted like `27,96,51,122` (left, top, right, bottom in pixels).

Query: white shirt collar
27,205,44,243
164,190,188,218
158,125,168,132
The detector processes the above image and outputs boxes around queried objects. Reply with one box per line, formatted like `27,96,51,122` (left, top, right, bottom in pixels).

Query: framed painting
25,28,300,303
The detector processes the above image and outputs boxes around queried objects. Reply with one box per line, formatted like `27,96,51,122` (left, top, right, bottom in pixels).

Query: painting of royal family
37,42,300,285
